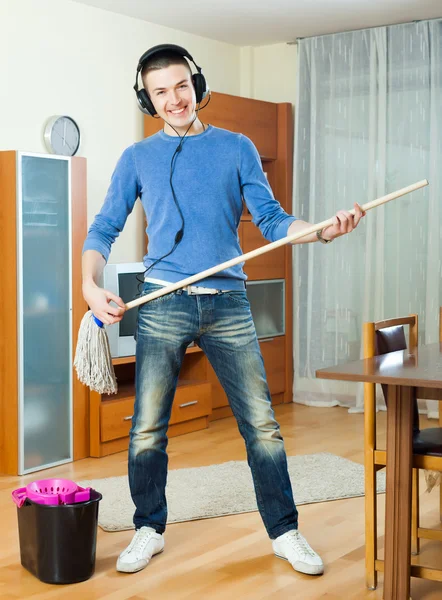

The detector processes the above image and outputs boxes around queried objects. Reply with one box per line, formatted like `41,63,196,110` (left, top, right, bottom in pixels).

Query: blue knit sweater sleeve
239,135,296,241
82,146,140,261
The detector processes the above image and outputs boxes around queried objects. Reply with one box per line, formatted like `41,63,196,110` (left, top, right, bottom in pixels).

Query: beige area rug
79,452,386,532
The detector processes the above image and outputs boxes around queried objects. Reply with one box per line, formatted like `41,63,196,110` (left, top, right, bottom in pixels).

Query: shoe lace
286,531,317,558
127,528,155,555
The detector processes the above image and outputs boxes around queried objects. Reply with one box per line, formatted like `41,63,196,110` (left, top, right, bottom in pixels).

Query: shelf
112,355,135,365
112,344,203,365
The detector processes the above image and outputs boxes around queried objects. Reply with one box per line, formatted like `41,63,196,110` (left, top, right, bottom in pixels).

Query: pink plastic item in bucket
12,478,91,508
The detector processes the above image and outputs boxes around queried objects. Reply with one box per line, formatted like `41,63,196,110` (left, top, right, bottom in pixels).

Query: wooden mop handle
126,179,428,310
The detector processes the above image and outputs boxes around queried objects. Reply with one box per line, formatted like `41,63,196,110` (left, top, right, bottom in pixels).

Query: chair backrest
375,325,407,356
363,315,419,433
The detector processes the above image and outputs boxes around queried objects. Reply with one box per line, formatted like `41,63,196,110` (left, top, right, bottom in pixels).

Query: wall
1,0,241,262
241,42,298,216
241,43,297,106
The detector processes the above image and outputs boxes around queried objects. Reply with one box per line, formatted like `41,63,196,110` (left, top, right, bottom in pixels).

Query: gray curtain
293,19,442,415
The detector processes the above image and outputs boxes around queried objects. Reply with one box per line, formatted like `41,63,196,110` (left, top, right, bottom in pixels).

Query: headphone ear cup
137,89,157,116
192,73,207,104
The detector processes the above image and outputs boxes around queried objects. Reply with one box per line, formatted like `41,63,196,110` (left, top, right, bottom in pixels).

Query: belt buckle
187,285,217,295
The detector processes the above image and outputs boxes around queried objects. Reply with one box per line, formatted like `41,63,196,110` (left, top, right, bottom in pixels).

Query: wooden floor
1,403,442,599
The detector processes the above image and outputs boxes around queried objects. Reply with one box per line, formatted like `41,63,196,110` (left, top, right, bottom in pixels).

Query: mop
74,180,428,395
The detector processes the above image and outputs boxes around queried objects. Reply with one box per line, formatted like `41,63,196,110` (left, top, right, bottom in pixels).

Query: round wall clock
43,115,80,156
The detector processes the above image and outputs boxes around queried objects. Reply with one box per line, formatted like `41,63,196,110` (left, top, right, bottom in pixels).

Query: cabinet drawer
101,397,134,442
260,336,286,395
170,383,212,425
100,383,212,442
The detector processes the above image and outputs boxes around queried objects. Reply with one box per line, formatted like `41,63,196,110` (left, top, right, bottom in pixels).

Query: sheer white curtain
293,19,442,416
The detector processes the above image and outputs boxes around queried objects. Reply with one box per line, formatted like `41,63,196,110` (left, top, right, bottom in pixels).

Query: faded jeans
129,282,298,539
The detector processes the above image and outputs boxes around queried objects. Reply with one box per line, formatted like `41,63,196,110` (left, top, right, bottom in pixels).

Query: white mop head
74,310,118,394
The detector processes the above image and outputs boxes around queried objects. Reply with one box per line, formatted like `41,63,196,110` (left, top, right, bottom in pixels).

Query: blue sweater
83,125,296,290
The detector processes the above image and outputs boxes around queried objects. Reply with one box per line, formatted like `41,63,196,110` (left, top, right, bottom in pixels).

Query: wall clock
44,115,80,156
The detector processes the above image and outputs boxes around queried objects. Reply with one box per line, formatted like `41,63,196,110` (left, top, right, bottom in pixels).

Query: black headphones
133,43,209,116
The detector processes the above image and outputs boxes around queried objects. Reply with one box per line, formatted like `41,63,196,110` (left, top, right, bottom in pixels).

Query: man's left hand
321,203,366,241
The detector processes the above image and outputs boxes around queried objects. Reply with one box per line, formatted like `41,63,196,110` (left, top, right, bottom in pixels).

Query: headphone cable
141,109,205,284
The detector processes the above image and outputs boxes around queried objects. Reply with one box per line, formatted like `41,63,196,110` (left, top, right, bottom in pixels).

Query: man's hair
141,51,192,89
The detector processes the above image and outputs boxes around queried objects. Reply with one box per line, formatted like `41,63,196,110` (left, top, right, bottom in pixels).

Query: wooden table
316,342,442,600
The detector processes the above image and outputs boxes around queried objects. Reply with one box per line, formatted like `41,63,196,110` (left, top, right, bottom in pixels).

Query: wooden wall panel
284,242,294,404
241,221,285,280
197,92,277,159
275,104,294,213
278,104,295,403
71,157,89,460
0,151,18,474
260,337,286,395
144,92,278,159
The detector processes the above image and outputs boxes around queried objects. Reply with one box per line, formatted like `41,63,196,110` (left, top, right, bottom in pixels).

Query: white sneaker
116,526,164,573
272,530,324,575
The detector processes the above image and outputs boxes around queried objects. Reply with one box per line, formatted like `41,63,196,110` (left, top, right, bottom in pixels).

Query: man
82,44,365,576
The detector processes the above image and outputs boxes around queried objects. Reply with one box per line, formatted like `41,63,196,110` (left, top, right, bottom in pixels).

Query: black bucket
16,488,102,584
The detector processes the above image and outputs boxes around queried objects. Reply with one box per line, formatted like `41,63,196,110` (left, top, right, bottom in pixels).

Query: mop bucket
12,478,91,507
12,479,102,584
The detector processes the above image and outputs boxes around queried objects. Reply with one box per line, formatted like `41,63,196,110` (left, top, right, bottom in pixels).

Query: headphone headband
134,43,209,116
136,44,200,76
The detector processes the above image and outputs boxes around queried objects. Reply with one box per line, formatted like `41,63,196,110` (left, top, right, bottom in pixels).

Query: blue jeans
129,282,298,539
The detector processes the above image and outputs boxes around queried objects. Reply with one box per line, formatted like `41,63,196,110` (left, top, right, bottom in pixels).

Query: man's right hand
82,281,126,325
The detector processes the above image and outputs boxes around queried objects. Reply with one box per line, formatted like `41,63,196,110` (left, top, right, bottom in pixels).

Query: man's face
145,64,196,131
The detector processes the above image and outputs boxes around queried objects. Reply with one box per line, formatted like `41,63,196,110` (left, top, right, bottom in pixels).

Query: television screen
118,272,144,337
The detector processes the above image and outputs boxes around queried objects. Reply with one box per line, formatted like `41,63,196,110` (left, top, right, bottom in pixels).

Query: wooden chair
363,313,442,590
